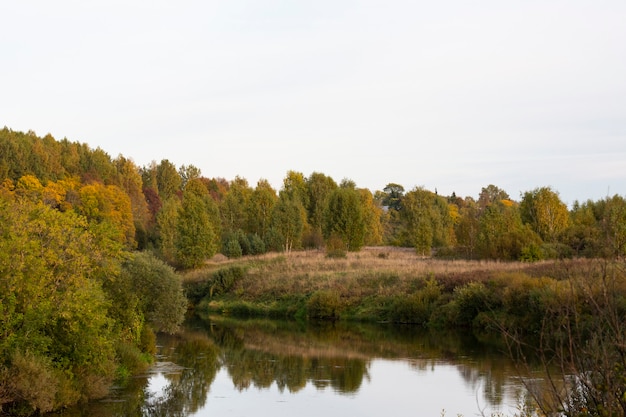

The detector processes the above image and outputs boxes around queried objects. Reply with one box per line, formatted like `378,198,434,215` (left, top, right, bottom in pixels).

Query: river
52,315,546,417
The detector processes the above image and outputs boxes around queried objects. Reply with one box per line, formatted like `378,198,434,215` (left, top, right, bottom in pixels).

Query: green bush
223,235,243,258
450,282,499,328
388,278,442,325
247,233,266,255
307,290,342,320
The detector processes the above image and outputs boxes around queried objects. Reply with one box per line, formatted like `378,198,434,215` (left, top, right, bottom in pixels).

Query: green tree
381,183,404,211
178,164,201,189
118,252,187,333
156,159,182,200
520,186,570,242
271,195,306,253
323,186,365,251
306,172,337,232
220,176,252,233
359,188,383,246
0,197,119,412
175,180,219,268
455,197,480,258
115,156,150,246
400,187,453,255
156,197,181,264
476,199,539,260
477,184,510,210
595,195,626,258
247,179,278,242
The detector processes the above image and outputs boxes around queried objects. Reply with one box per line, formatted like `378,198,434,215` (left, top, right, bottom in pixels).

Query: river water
55,315,545,417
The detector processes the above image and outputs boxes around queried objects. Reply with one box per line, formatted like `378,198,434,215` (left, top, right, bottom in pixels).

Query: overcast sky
2,1,625,204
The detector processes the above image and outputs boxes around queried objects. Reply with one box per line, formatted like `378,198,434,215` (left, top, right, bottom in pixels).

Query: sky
2,1,625,205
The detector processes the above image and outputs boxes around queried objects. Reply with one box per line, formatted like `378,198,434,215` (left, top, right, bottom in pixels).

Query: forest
1,127,626,415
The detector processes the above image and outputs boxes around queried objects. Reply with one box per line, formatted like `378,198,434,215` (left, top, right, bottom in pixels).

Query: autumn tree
77,182,136,249
0,197,119,412
476,199,540,260
381,183,404,211
247,179,278,243
400,187,453,255
178,164,201,189
156,197,181,265
323,184,366,251
156,159,182,200
477,184,510,210
115,156,150,247
359,188,384,246
595,195,626,258
306,172,337,233
220,176,252,234
454,197,480,258
520,186,570,243
271,195,306,253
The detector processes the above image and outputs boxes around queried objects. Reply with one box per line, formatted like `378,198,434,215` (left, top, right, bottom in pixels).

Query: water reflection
51,316,543,417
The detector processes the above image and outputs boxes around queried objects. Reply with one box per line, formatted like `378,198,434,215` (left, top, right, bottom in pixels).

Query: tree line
1,127,625,269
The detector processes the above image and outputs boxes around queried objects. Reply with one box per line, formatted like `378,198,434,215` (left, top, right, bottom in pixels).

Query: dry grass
185,247,591,302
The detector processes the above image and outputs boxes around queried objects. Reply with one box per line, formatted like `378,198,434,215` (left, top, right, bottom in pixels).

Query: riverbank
182,247,608,332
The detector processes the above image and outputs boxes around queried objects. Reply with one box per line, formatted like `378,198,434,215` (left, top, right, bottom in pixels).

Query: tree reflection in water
49,315,547,416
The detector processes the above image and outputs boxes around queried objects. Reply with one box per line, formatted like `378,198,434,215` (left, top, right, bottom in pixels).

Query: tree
156,159,182,200
77,182,136,249
520,187,570,243
323,187,366,251
476,199,540,260
381,183,404,211
118,252,187,333
280,170,309,208
175,180,219,268
156,197,180,265
247,179,277,242
359,188,384,246
306,172,337,233
0,197,119,412
271,195,306,253
115,156,150,246
178,164,201,189
401,187,435,255
477,184,510,210
220,176,252,233
596,195,626,258
455,198,480,258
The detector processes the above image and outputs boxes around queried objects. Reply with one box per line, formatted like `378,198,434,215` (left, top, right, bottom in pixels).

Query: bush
450,282,499,328
119,251,188,333
223,235,243,258
307,290,342,320
325,234,347,259
247,233,266,255
388,278,442,325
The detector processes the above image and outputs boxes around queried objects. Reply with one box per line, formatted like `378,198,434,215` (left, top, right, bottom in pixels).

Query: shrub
248,233,266,255
209,266,246,297
223,235,243,258
307,290,342,320
388,278,442,325
450,282,499,328
325,234,347,259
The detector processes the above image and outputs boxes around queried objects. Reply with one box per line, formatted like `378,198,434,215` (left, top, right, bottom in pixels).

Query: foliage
175,181,219,269
307,290,342,320
520,186,570,242
323,186,366,251
0,197,118,412
118,251,187,334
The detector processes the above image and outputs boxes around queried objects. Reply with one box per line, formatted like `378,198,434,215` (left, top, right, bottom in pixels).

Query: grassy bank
182,247,611,331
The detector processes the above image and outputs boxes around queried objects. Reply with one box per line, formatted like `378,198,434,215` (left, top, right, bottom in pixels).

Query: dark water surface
53,316,543,416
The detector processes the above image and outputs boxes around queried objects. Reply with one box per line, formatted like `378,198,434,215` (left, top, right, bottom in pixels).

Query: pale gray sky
2,1,625,204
